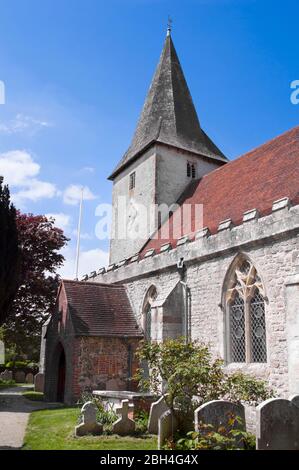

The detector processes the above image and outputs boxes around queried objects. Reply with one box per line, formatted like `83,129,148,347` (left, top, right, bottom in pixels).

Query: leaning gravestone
34,372,45,393
75,402,103,436
1,370,13,381
14,370,26,383
112,399,135,435
26,373,34,384
158,409,179,450
148,395,169,434
256,398,299,450
195,400,246,448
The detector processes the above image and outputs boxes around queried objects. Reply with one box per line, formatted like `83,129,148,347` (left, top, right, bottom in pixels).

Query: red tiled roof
62,280,143,337
141,126,299,255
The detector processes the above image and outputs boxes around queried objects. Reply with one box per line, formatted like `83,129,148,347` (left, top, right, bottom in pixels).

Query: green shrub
135,338,273,421
23,391,44,401
135,410,149,434
6,360,28,369
165,416,256,450
0,378,16,387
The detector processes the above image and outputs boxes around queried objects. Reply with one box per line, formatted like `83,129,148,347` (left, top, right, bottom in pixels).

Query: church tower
108,29,228,264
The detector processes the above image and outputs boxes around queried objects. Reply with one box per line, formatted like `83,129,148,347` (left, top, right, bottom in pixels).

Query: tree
135,339,273,419
2,213,68,360
0,178,19,325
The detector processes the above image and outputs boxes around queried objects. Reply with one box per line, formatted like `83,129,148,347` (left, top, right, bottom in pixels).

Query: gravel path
0,385,62,450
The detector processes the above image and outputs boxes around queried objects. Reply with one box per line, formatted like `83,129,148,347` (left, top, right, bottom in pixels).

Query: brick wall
71,336,140,402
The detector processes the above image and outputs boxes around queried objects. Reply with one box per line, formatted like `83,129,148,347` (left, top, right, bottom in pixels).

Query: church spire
109,31,227,180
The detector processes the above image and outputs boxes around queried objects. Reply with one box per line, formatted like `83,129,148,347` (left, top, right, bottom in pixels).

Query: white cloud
46,213,72,232
0,150,40,185
13,180,57,205
81,166,95,173
63,184,96,205
0,113,52,135
0,150,57,206
59,247,109,279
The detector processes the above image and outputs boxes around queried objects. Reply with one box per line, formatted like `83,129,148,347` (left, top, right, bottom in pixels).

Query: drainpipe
177,257,190,343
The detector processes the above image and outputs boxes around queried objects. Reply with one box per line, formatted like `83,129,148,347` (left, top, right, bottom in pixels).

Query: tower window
191,164,196,179
129,172,136,190
187,162,196,178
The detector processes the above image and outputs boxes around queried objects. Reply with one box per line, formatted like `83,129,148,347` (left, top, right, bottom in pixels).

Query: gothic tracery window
226,258,267,363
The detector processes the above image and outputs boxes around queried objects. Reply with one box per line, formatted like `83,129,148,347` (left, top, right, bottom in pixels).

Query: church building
44,29,299,404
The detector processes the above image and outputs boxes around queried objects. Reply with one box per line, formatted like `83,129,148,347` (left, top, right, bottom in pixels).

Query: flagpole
75,187,84,280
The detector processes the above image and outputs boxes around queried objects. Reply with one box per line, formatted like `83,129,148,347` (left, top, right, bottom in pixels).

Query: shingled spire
109,32,227,180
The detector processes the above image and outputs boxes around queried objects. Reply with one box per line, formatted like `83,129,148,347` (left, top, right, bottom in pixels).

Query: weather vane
167,16,173,36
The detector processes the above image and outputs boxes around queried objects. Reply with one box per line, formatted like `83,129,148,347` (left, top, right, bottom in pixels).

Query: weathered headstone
112,399,135,435
290,394,299,409
34,372,45,393
0,370,12,381
75,401,103,436
256,398,299,450
26,373,34,384
158,409,179,450
195,400,245,432
195,400,246,448
148,395,169,434
14,371,26,383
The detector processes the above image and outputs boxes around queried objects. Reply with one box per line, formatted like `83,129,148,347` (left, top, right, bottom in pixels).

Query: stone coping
93,390,157,400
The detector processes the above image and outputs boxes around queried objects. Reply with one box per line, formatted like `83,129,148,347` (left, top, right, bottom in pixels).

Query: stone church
44,30,299,404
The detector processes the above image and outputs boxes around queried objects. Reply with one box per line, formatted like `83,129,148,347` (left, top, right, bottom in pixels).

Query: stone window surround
224,257,268,365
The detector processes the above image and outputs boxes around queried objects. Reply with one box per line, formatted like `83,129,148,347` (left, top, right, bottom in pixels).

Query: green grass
23,407,157,450
23,391,44,401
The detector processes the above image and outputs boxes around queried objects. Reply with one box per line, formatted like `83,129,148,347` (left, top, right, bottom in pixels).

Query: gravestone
256,398,299,450
75,402,103,436
112,399,135,435
34,373,45,393
290,394,299,408
195,400,246,448
1,370,12,381
148,395,169,434
158,409,179,450
14,371,26,383
26,373,34,384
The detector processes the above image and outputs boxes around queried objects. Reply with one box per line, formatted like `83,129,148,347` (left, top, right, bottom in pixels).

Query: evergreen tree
0,177,19,325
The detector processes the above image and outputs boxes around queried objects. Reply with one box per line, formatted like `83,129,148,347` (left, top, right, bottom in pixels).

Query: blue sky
0,0,298,278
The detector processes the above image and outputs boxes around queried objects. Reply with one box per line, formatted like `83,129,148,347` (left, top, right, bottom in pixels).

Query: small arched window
226,258,267,363
142,286,157,342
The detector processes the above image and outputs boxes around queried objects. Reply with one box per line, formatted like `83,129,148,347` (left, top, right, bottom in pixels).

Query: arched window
225,258,267,363
142,286,157,342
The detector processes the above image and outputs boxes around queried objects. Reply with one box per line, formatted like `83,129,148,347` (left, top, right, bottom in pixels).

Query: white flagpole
75,187,84,280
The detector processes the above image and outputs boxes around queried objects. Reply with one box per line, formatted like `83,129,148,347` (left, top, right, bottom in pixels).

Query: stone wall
93,202,299,398
109,147,156,264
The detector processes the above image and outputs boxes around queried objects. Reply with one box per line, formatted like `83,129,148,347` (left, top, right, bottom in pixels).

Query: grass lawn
23,407,157,450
